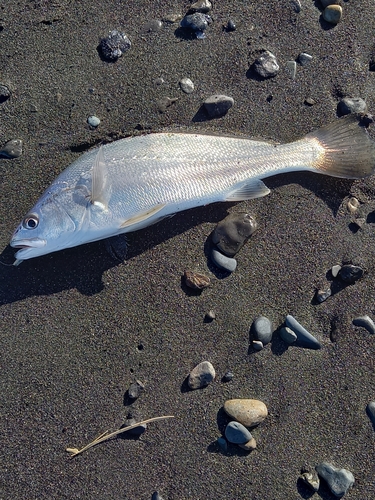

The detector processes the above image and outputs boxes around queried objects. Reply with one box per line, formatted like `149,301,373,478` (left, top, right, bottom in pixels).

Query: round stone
216,436,228,452
98,30,131,61
142,20,163,33
189,0,212,13
87,115,100,128
225,421,252,444
323,5,342,25
252,316,272,344
338,264,363,283
337,97,367,116
212,212,257,256
211,249,237,273
180,13,210,32
226,19,236,31
223,399,268,427
188,361,215,389
179,77,194,94
253,51,279,78
315,462,354,498
203,94,234,118
347,197,360,213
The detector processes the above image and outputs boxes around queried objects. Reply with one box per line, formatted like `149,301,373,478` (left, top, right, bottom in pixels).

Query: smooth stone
211,248,237,272
151,492,164,500
184,270,210,290
188,361,215,389
122,417,147,435
331,264,341,278
279,326,297,344
298,52,313,66
180,13,211,33
252,340,264,351
0,84,11,101
226,19,236,31
304,97,316,106
290,0,301,13
128,380,145,400
352,315,375,334
179,77,194,94
224,399,268,427
98,30,131,61
0,139,23,158
347,197,360,213
316,462,354,498
286,60,297,79
225,421,252,444
337,97,367,116
316,288,331,303
189,0,212,13
253,50,279,78
285,315,321,349
222,371,233,382
238,437,257,451
216,436,228,452
323,5,342,24
366,401,375,427
156,96,178,113
212,212,257,256
87,115,100,128
203,94,234,118
252,316,272,344
142,20,163,33
338,264,363,283
205,310,216,321
300,465,320,492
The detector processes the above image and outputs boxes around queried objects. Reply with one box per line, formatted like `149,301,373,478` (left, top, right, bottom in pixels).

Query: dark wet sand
1,1,375,499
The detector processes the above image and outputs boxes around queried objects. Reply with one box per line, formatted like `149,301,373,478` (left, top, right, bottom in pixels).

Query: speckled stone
179,77,194,94
188,361,215,389
87,115,100,128
225,421,252,444
316,462,354,498
0,139,23,158
128,380,145,400
223,399,268,427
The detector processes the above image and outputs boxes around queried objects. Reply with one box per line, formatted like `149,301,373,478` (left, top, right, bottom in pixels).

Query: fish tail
306,114,375,179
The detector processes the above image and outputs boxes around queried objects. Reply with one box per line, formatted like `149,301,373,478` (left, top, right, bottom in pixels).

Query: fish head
10,182,91,263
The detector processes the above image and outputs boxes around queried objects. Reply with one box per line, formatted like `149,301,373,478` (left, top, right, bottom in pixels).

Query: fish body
10,115,375,263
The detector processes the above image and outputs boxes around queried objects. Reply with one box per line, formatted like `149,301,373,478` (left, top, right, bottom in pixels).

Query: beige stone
223,399,268,427
238,437,257,451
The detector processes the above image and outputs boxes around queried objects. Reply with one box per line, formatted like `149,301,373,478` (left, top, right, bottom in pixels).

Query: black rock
212,212,257,256
338,264,363,283
98,30,131,61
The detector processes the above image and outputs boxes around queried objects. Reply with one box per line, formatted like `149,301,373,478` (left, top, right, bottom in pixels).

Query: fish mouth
10,238,47,261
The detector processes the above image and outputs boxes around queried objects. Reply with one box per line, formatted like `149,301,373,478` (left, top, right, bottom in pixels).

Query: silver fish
10,115,375,264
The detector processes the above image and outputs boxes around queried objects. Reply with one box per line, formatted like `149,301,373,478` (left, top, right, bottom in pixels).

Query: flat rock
203,94,234,118
188,361,215,389
212,212,257,256
223,398,268,427
285,315,321,349
316,462,354,498
225,421,252,444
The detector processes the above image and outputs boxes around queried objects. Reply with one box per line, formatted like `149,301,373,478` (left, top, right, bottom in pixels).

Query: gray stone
331,264,341,278
87,115,100,128
205,310,216,321
203,94,234,118
156,97,178,113
151,491,164,500
188,361,215,389
0,84,11,101
0,139,23,159
366,401,375,428
316,288,331,303
337,97,367,116
298,53,313,66
252,316,272,344
142,20,163,33
212,212,257,256
211,248,237,272
189,0,212,13
300,466,320,492
225,421,252,444
286,60,297,79
216,436,228,452
323,5,342,25
253,51,279,78
180,13,211,38
122,416,147,435
179,77,194,94
98,30,131,61
285,315,321,349
279,326,297,344
226,19,236,31
316,462,354,498
128,380,145,400
222,371,233,382
352,315,375,334
252,340,264,351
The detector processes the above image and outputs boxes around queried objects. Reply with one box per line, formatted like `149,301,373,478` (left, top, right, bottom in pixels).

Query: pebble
331,264,341,278
98,30,131,61
252,340,264,351
279,326,297,344
298,52,313,66
211,248,237,272
203,94,234,118
290,0,301,13
123,416,147,436
285,315,321,349
338,264,363,284
222,371,234,382
0,84,11,102
238,437,257,451
163,13,183,23
179,77,194,94
323,5,342,25
188,361,215,389
223,399,268,427
253,51,279,78
205,310,216,321
352,315,375,335
226,19,236,31
87,115,100,128
180,13,211,39
189,0,212,13
128,380,145,400
300,465,320,492
212,212,257,256
142,20,163,33
286,60,297,79
216,436,228,452
184,270,210,290
157,96,178,113
316,287,331,303
366,401,375,428
337,97,367,116
315,462,354,498
153,77,165,86
347,196,360,214
252,316,272,344
0,139,23,159
151,492,164,500
304,97,316,106
225,421,252,444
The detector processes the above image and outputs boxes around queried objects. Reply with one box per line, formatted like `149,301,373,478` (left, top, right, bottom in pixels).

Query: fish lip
10,238,47,249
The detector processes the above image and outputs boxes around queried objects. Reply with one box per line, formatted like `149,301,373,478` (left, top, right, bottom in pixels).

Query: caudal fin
306,114,375,179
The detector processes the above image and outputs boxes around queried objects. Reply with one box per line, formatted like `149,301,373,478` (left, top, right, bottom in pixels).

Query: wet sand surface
1,1,375,498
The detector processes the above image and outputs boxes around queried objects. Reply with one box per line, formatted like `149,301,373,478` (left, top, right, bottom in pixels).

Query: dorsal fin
91,146,110,210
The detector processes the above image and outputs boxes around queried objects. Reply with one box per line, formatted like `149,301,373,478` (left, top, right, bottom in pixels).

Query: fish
10,115,375,265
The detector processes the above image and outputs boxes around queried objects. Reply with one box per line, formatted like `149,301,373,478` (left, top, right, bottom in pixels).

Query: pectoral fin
91,146,110,210
120,203,167,229
225,179,270,201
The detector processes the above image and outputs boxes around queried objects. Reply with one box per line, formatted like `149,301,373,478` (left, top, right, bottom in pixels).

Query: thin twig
66,415,175,458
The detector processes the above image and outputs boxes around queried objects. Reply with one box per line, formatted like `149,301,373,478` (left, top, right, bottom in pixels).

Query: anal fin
120,203,167,229
225,179,270,201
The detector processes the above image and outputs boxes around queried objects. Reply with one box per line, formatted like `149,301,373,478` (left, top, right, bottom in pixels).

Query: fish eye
23,214,39,230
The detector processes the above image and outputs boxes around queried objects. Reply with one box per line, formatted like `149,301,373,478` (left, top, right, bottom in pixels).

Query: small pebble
285,315,321,349
300,465,320,492
184,270,210,290
315,462,354,498
153,77,165,86
366,401,375,428
188,361,215,389
337,97,367,116
203,94,234,118
252,316,272,344
323,5,342,25
98,30,131,61
316,288,331,303
151,492,164,500
87,115,100,128
222,371,234,382
279,326,297,344
225,421,252,444
0,84,11,102
226,19,236,31
338,264,363,284
223,399,268,427
122,416,147,436
352,315,375,335
157,96,178,113
163,13,183,23
298,52,313,66
189,0,212,13
179,77,194,94
252,340,264,351
180,13,211,39
331,264,341,278
205,310,216,321
142,20,162,33
216,436,228,452
304,97,316,106
286,60,297,79
253,51,279,78
347,196,360,214
290,0,301,13
211,248,237,272
238,437,257,451
0,139,23,159
128,380,145,400
212,212,257,256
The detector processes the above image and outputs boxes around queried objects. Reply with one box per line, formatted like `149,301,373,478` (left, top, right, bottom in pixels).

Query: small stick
66,415,174,458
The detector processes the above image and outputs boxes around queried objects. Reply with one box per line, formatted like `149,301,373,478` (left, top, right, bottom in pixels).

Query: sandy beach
1,1,375,498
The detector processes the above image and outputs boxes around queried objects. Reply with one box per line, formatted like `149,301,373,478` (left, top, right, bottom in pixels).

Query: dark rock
212,212,257,256
338,264,363,283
